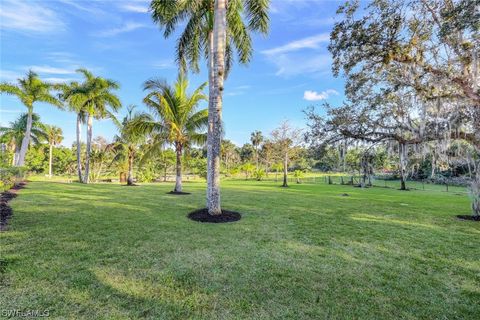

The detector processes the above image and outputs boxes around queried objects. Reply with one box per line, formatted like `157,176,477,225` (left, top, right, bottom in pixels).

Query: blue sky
0,0,345,147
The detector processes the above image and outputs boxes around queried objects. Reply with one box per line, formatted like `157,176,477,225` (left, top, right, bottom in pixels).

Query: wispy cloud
225,85,251,96
303,89,338,101
261,33,332,77
96,22,148,37
262,33,330,55
153,59,176,69
0,109,22,114
119,3,149,13
0,70,23,82
0,0,65,33
29,65,75,75
272,54,331,77
58,0,104,15
43,77,76,84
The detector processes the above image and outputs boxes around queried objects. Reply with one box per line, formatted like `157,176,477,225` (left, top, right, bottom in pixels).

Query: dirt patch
188,208,241,223
456,215,480,222
167,191,191,195
340,193,350,196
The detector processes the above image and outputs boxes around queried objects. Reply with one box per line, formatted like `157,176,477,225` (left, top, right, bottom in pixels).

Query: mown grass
1,180,479,319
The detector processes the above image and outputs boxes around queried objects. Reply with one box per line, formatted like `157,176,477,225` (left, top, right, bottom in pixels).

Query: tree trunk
174,144,183,192
83,113,93,184
127,153,134,186
12,144,19,166
282,153,288,187
399,143,408,190
16,107,33,166
471,168,480,217
207,1,227,215
76,114,83,182
48,144,53,177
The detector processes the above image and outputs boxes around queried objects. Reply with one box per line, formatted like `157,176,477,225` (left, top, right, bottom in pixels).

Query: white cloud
303,89,339,101
43,77,76,84
96,22,148,37
262,33,330,55
271,53,331,77
29,65,75,75
120,3,149,13
0,109,22,114
0,0,65,33
0,70,23,82
261,34,332,77
225,85,251,96
58,0,103,15
153,59,176,69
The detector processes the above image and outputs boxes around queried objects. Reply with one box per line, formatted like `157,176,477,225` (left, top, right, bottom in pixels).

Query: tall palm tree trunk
207,0,227,215
16,107,33,166
76,114,83,182
282,152,288,187
12,144,19,166
48,144,53,177
174,144,183,192
83,113,93,184
127,153,134,186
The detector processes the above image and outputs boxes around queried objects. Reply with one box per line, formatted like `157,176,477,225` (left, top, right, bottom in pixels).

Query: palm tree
0,113,47,166
61,69,121,183
0,71,61,166
150,0,270,214
112,106,145,186
131,73,208,193
45,125,63,177
250,130,263,169
58,81,87,182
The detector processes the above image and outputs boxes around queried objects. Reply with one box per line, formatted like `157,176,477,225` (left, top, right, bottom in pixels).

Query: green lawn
1,180,479,319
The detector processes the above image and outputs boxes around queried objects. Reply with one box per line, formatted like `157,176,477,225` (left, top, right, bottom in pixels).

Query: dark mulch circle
0,192,17,202
0,203,13,231
167,191,191,195
11,183,26,191
188,208,241,223
456,215,480,222
340,193,350,197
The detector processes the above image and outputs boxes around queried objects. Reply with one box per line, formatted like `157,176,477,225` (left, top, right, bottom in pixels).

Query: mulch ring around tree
0,182,26,232
456,215,480,222
167,191,191,195
188,208,241,223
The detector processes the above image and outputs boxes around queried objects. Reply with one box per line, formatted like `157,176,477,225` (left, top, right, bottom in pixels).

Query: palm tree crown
150,0,269,74
130,73,208,192
0,71,61,110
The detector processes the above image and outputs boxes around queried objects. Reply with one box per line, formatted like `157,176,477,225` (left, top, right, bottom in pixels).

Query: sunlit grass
1,179,479,319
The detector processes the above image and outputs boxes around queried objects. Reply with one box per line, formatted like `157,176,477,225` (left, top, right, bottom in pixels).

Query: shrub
0,167,27,192
254,169,266,181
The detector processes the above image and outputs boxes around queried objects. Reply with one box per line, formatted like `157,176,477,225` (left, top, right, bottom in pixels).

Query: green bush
0,167,27,192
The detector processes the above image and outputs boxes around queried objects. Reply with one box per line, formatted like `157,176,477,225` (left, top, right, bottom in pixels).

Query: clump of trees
306,0,479,216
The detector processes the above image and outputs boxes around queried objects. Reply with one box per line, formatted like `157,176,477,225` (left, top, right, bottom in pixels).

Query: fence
228,173,470,194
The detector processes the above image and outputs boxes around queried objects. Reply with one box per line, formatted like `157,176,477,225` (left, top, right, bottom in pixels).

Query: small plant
293,170,304,184
254,169,266,181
